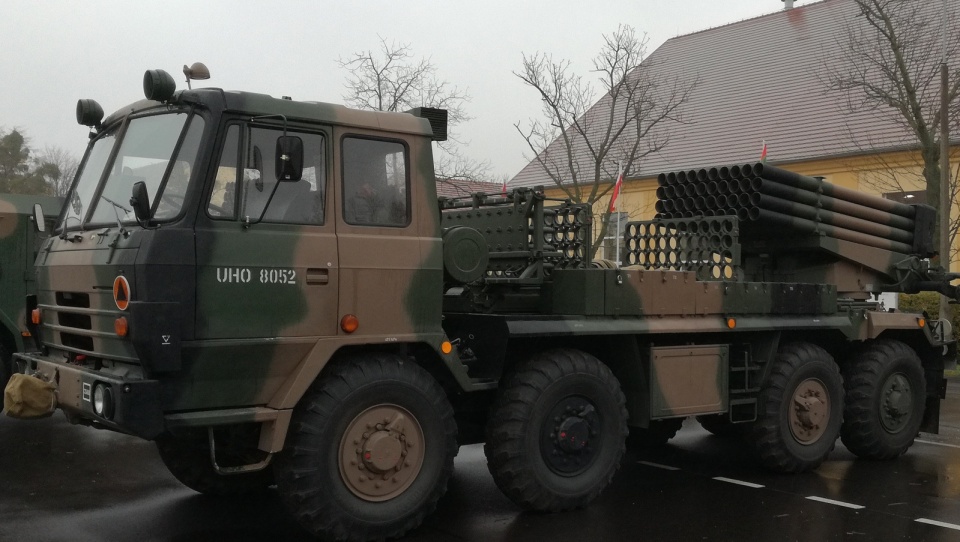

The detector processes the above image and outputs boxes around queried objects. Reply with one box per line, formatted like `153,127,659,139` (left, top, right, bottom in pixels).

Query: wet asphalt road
1,379,958,542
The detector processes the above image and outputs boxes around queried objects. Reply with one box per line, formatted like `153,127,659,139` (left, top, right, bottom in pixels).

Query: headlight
93,383,115,420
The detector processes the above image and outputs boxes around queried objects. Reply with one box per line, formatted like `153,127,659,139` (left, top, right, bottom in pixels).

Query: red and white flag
760,140,768,163
608,165,624,213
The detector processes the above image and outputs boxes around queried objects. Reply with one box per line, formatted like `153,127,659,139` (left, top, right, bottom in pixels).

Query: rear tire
749,342,843,473
485,348,627,511
275,354,457,542
840,340,925,460
156,429,274,496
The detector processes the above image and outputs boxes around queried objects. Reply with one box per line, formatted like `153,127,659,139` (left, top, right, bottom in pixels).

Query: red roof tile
436,178,502,198
511,0,959,187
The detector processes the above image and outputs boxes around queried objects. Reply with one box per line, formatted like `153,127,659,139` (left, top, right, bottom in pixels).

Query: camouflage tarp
4,373,56,419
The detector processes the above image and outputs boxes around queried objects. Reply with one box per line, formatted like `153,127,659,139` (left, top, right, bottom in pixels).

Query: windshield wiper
100,195,131,237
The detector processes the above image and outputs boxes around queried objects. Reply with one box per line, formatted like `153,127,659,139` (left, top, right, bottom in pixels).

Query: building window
599,211,628,263
883,190,926,204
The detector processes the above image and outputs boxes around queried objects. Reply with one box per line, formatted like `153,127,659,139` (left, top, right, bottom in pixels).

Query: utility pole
940,0,952,320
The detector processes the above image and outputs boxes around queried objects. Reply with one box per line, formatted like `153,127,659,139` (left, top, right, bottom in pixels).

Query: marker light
917,317,926,328
31,308,41,325
182,62,210,90
726,318,737,329
115,317,129,337
340,314,359,334
441,341,453,354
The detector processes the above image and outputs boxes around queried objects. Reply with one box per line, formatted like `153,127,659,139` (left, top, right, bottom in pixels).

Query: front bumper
14,352,164,439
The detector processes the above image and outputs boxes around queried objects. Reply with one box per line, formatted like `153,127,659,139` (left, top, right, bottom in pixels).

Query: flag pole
607,163,625,266
616,201,621,267
614,162,623,267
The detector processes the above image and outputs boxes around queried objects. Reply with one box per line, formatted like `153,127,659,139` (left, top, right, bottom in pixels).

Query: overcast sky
1,0,819,181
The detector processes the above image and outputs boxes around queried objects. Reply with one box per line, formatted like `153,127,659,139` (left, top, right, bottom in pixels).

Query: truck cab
17,71,451,442
0,193,62,389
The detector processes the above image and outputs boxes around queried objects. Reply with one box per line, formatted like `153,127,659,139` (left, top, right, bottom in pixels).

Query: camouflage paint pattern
11,86,955,449
15,89,454,444
0,194,62,375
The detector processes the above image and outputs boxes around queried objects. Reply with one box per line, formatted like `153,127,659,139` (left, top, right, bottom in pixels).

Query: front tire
840,340,925,460
750,342,843,473
485,348,627,511
275,354,457,542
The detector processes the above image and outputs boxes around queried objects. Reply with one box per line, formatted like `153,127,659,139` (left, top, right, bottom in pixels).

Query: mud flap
920,370,947,434
4,373,56,419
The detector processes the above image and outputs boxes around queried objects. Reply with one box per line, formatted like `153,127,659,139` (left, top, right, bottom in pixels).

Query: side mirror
276,136,303,182
130,181,152,224
32,203,46,233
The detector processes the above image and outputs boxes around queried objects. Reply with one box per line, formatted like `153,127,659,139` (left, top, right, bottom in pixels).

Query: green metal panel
649,344,728,418
543,269,606,315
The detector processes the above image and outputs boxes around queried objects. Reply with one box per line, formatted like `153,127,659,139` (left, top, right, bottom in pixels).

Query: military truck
7,69,958,541
0,194,62,390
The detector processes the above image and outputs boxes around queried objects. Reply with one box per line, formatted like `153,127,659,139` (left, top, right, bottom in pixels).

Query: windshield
63,129,117,229
61,111,204,229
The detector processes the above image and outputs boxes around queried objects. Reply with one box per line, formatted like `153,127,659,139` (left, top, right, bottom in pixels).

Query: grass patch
946,368,960,379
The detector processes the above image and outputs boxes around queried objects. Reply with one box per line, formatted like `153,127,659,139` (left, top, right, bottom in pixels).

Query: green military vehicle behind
6,69,958,541
0,194,62,390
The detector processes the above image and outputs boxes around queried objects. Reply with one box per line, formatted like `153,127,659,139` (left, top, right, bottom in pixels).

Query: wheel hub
363,431,404,472
880,373,912,433
541,396,600,476
789,378,829,444
557,417,590,453
339,405,424,502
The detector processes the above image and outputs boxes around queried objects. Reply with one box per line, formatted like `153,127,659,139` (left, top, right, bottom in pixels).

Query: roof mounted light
76,99,104,127
143,69,176,102
182,62,210,90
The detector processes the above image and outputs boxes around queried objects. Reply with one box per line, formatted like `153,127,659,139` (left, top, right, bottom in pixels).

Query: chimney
782,0,795,8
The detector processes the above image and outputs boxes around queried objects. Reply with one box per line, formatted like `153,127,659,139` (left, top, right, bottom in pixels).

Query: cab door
188,121,337,408
333,130,440,338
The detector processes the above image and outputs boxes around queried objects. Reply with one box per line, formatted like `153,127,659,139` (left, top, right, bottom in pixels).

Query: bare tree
338,37,491,182
819,0,960,320
515,25,697,258
820,0,960,254
35,145,79,197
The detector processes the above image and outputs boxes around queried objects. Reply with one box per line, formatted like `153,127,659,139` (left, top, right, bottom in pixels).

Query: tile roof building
435,178,502,199
509,0,959,262
512,1,957,190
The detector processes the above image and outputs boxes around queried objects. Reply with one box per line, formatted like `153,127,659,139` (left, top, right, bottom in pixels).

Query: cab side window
208,124,326,225
342,137,409,227
208,125,239,219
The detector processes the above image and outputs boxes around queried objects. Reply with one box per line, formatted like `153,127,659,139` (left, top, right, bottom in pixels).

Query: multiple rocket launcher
653,162,935,256
439,162,942,306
